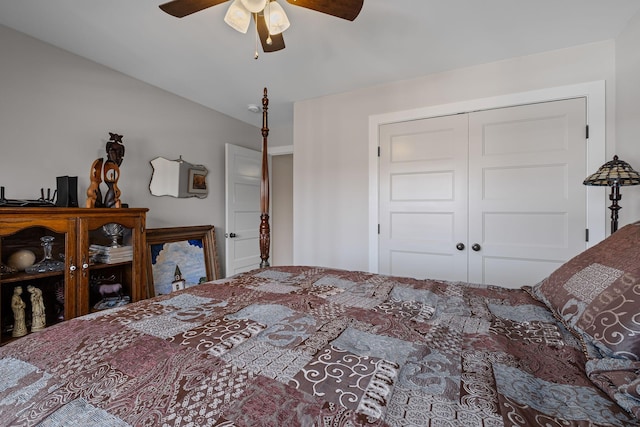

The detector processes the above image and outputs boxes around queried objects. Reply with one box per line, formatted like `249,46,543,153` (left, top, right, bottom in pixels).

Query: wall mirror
149,156,208,199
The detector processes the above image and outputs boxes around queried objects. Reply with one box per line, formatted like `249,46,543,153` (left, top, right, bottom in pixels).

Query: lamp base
608,184,621,234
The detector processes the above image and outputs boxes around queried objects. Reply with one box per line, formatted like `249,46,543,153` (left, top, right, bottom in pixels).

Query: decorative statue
106,132,125,166
86,132,124,208
28,285,46,331
86,158,104,208
103,160,122,208
98,282,123,298
11,286,27,337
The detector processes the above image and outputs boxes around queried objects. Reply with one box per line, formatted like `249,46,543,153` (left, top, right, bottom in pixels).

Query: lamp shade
224,0,251,33
583,155,640,187
241,0,268,13
265,1,290,35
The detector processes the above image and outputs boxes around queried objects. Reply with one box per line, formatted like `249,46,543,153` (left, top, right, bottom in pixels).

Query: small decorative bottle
25,236,65,273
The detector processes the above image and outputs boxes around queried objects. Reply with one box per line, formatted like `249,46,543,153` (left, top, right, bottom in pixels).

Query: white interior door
468,98,587,287
378,114,469,281
378,97,587,288
225,144,262,276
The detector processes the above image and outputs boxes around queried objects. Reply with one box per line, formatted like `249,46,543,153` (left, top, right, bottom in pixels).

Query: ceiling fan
159,0,364,57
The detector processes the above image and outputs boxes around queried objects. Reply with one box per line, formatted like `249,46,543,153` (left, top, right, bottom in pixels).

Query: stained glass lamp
583,155,640,233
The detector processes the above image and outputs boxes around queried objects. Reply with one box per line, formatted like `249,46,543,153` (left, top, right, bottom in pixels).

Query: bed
2,89,640,426
1,221,640,426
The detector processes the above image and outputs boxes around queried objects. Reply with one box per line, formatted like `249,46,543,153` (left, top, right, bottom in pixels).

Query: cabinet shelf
89,261,132,270
0,270,64,284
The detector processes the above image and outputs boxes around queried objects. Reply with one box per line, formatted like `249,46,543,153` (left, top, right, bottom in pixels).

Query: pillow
528,222,640,360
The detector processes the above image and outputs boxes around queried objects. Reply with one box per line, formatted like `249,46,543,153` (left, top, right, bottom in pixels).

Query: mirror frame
149,156,209,199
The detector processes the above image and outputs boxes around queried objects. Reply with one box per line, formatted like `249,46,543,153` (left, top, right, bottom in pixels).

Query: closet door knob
471,243,481,252
226,233,237,238
456,243,465,251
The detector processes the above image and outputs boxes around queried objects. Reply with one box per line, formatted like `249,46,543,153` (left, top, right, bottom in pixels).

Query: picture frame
187,168,208,194
146,225,220,297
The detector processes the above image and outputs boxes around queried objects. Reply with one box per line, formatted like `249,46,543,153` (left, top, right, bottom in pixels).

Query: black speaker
55,176,78,207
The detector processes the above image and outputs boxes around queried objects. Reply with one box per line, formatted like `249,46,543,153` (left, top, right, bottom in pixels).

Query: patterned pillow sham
528,222,640,360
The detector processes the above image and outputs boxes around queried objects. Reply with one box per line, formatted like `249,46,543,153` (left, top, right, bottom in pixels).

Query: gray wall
615,11,640,226
0,24,261,276
272,154,293,265
293,40,620,272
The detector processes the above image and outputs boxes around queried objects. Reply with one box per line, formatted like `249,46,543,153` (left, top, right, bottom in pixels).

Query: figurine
11,286,27,337
28,285,46,331
102,161,121,208
98,282,123,299
106,132,125,166
86,132,124,208
86,158,104,208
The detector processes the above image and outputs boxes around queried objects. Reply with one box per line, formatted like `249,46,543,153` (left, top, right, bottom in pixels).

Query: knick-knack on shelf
11,286,27,338
28,285,46,331
86,132,125,208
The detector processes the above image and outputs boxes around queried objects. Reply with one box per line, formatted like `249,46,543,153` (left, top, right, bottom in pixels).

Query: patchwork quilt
0,265,637,426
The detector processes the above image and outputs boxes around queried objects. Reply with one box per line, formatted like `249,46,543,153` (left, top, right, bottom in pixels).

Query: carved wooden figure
86,133,124,208
103,161,122,208
86,158,104,208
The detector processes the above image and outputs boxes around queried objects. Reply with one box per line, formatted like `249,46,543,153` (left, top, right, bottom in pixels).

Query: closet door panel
379,114,468,281
468,98,587,287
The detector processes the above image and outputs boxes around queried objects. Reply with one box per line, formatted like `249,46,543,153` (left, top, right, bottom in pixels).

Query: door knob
471,243,481,251
226,232,237,238
456,242,465,251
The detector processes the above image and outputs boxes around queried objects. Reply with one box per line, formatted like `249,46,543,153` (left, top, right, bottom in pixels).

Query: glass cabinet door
78,216,141,315
0,221,75,345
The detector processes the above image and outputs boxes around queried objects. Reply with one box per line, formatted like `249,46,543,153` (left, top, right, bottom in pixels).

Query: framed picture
146,225,221,297
188,168,208,194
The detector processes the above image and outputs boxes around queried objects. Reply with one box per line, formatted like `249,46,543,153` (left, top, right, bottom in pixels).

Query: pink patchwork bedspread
0,266,636,426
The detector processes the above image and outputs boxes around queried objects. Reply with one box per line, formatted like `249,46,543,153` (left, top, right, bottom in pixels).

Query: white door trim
368,80,606,274
269,144,293,156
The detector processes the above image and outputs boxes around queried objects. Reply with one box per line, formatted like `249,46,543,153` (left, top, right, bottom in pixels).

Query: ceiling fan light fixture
240,0,268,14
224,0,251,33
265,1,290,35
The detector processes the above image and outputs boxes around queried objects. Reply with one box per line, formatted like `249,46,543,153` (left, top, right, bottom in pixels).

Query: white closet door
378,114,469,281
467,98,587,287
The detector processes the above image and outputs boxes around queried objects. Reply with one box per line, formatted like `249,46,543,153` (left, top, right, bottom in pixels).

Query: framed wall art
187,167,208,194
146,225,220,297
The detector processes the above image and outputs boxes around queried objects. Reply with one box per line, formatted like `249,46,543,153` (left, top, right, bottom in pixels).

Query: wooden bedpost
259,87,271,267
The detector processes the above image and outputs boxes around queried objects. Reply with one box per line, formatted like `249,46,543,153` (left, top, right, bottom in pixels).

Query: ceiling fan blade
255,14,285,52
286,0,363,21
159,0,229,18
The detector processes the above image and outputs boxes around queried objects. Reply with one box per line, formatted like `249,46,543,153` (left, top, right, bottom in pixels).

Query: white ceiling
1,0,639,129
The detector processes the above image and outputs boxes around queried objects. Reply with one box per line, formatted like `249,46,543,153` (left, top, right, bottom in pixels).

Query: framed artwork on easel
146,225,220,297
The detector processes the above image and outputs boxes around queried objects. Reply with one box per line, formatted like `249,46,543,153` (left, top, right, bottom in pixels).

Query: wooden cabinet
0,207,147,345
